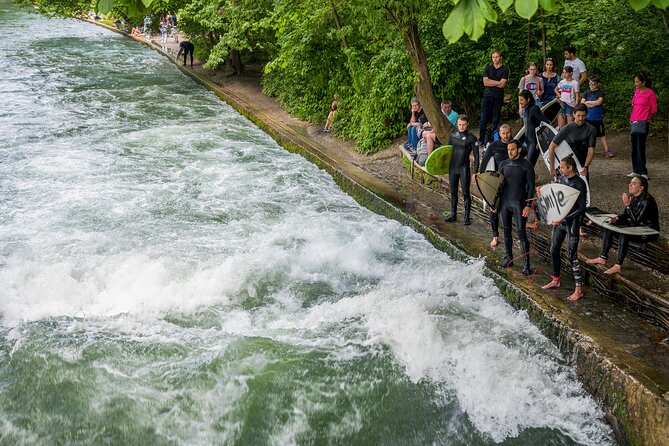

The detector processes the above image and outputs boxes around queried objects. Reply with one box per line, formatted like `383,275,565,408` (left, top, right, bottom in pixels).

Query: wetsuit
548,175,588,285
497,157,535,272
177,41,195,67
523,105,549,167
447,130,479,223
598,193,660,265
479,140,508,237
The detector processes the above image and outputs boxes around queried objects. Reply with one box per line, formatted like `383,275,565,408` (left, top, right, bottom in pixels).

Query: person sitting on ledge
586,175,659,275
131,27,144,38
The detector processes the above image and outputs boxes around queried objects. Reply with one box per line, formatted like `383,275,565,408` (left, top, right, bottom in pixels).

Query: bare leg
557,113,565,129
567,286,583,301
490,236,498,248
542,275,560,289
566,114,574,125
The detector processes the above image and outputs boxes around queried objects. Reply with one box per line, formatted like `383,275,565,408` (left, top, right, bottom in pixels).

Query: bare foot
541,277,560,289
604,264,621,275
490,237,498,248
586,257,606,265
567,287,583,301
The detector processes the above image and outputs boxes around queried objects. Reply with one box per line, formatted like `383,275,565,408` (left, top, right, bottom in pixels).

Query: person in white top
563,45,587,88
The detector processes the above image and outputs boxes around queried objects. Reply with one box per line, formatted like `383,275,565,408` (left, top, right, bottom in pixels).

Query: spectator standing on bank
177,41,195,67
143,15,151,35
539,57,560,107
628,72,657,178
555,66,579,128
479,50,509,147
581,75,614,158
564,45,587,89
518,62,543,116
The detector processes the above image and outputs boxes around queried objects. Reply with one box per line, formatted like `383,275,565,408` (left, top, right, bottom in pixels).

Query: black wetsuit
447,130,479,222
523,106,549,167
498,157,535,271
549,175,588,285
177,41,195,67
480,140,508,237
599,193,660,265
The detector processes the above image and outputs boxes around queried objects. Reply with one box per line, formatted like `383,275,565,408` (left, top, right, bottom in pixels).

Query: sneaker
604,150,615,158
626,172,637,178
641,174,648,179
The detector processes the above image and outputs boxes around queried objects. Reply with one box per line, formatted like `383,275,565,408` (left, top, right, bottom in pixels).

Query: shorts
561,104,574,116
586,120,605,137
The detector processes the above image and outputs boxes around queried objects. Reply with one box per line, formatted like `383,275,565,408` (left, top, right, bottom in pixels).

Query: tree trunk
329,0,349,49
229,48,243,75
387,6,452,146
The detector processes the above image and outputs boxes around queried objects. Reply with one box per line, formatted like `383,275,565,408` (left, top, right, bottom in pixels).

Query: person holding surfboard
548,104,595,182
443,115,479,226
480,124,511,247
518,90,549,167
586,175,660,275
497,139,535,276
540,156,588,301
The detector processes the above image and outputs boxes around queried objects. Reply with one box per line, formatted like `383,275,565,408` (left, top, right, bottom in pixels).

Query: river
0,2,614,445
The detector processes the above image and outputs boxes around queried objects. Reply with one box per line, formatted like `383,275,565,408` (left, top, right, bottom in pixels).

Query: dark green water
0,2,614,445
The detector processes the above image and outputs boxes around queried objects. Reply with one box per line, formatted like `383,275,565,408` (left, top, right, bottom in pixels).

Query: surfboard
585,208,659,237
424,145,453,176
535,122,591,206
513,98,561,141
536,183,581,224
475,171,504,208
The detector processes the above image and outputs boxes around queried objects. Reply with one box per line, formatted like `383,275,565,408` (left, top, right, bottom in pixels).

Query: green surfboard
424,145,453,175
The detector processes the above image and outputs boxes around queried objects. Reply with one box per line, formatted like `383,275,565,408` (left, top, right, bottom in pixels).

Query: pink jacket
630,88,657,122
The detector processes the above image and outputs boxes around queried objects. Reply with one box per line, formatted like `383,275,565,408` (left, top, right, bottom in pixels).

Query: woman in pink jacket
629,72,657,178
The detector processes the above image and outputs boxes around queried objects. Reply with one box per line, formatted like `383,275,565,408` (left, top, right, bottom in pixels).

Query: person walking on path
480,124,511,248
540,156,588,301
177,41,195,68
444,115,479,226
540,57,560,107
582,75,614,158
479,50,509,147
496,139,535,276
324,95,339,132
586,175,659,275
628,72,657,178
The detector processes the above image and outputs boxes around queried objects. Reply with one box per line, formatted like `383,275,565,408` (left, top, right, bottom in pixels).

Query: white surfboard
585,210,659,237
535,122,591,206
536,183,581,224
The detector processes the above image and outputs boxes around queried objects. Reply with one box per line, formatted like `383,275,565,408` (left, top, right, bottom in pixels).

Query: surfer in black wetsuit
586,175,659,275
496,139,535,275
479,124,511,247
548,103,595,180
518,90,549,167
444,115,479,226
177,41,195,67
540,156,588,301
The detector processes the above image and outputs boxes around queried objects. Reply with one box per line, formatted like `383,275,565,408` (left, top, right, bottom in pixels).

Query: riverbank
96,22,669,445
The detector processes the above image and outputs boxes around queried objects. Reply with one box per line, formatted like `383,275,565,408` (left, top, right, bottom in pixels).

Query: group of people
402,47,660,302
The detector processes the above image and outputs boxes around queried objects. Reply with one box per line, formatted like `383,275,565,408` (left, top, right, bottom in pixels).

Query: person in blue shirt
440,100,459,127
581,75,614,158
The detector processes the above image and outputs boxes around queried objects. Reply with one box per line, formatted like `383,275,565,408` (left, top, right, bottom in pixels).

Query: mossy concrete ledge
170,63,669,446
94,22,669,445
